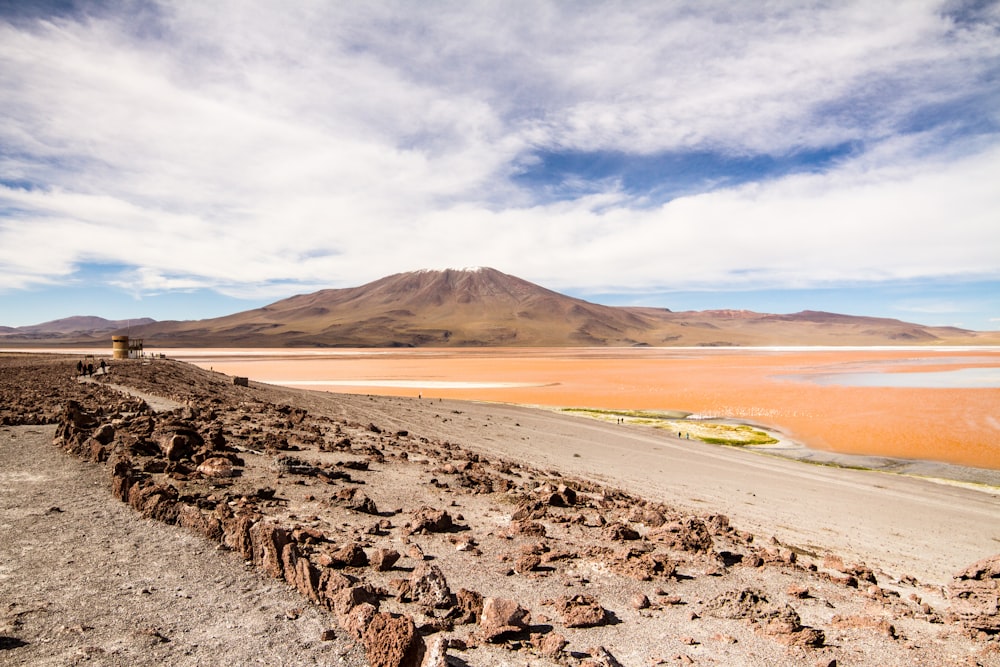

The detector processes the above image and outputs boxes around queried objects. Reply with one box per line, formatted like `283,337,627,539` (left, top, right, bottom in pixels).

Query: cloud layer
1,1,999,305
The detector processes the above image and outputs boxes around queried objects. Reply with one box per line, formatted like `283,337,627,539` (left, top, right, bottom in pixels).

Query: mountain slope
4,268,996,347
131,268,666,346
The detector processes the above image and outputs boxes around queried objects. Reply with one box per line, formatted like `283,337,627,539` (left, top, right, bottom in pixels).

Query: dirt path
0,425,366,666
79,375,183,413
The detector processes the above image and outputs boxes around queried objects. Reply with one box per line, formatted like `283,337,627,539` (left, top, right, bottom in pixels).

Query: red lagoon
166,347,1000,471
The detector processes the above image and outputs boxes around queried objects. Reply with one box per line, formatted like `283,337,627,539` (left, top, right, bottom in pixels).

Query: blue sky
1,1,999,330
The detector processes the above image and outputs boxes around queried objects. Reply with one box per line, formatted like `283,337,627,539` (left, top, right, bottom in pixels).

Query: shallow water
801,367,1000,388
151,346,1000,471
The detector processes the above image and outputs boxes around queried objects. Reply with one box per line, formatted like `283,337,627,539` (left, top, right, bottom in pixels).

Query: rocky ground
1,352,998,666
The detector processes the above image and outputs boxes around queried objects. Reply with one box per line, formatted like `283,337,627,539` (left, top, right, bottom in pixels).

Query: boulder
362,612,425,667
408,563,453,609
479,597,529,642
370,548,401,572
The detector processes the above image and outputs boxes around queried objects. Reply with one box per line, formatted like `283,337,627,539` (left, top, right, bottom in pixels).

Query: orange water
167,347,1000,470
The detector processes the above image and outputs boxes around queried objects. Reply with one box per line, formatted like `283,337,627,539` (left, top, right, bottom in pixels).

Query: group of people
76,358,107,377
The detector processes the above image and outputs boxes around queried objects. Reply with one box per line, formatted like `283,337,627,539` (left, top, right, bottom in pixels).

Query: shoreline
541,403,1000,489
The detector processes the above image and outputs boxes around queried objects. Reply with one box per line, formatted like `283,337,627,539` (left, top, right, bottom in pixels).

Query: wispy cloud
1,0,998,313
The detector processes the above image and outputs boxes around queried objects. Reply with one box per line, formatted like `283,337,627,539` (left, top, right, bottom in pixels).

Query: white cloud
0,0,998,303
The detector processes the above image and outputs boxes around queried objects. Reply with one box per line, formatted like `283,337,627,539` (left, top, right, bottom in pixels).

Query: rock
948,553,1000,636
362,612,425,667
420,636,449,667
704,588,770,620
407,507,454,534
628,507,667,527
830,615,897,639
955,554,1000,581
649,517,714,552
536,632,568,657
92,423,115,445
603,522,640,541
334,487,380,515
197,456,238,478
479,597,529,641
408,563,453,609
329,543,369,568
787,585,811,599
515,553,542,573
611,548,676,581
341,602,377,640
555,594,608,628
249,522,293,580
630,593,651,610
580,646,625,667
371,548,401,572
511,499,548,521
504,519,546,537
455,588,484,625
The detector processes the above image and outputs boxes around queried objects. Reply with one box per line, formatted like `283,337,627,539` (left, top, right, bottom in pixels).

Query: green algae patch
560,408,777,447
681,422,778,446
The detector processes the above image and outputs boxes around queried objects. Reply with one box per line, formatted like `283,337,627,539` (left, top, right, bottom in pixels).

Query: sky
1,1,999,330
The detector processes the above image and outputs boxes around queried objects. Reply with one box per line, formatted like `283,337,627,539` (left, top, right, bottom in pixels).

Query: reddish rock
421,636,449,667
955,554,1000,581
831,614,897,639
92,423,115,445
515,553,542,573
329,543,369,568
250,521,293,579
176,504,223,542
334,487,380,515
555,594,608,628
371,548,401,572
630,593,651,610
504,519,547,538
612,548,676,581
536,632,568,657
197,456,237,478
603,522,640,541
511,499,548,521
341,602,377,639
787,585,810,599
362,612,425,667
455,588,484,625
949,553,1000,636
128,481,180,523
704,588,770,620
628,507,667,528
649,517,714,552
282,543,320,603
479,597,529,641
406,507,454,534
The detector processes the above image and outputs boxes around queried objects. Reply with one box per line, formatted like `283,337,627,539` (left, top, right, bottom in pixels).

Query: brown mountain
118,267,997,347
127,268,662,347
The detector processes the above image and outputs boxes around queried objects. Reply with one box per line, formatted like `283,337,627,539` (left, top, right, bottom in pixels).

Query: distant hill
3,269,997,347
0,316,156,342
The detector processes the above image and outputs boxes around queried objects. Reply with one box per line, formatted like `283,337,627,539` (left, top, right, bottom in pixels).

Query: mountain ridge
3,268,998,347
